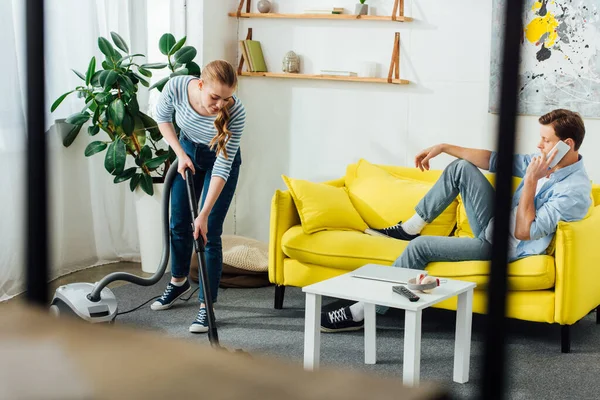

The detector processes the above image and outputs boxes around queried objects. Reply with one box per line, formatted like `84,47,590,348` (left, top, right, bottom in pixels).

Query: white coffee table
302,264,476,386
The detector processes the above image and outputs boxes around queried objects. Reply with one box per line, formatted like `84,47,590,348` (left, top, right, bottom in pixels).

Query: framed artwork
489,0,600,118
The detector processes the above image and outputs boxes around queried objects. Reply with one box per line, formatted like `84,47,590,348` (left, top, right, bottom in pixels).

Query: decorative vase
257,0,272,13
282,51,300,73
355,3,368,15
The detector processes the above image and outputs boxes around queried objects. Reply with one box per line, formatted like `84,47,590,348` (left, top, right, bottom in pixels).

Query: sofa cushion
281,225,408,270
281,175,368,234
282,225,555,290
345,159,457,236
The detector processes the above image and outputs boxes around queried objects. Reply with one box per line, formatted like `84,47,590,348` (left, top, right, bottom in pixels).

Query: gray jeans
393,159,495,270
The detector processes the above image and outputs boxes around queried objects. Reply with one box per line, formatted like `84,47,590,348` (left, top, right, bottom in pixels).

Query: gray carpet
113,274,600,399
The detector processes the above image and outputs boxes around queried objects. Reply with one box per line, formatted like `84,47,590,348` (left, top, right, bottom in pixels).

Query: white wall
198,0,600,243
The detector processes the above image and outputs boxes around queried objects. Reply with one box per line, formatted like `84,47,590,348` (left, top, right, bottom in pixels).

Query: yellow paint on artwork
526,12,559,47
532,1,542,11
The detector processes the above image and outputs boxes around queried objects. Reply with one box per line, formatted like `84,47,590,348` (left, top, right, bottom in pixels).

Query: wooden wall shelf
239,71,410,84
228,12,413,22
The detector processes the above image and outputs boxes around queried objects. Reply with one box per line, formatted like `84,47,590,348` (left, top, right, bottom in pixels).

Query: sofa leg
561,325,571,353
274,285,285,309
597,306,600,325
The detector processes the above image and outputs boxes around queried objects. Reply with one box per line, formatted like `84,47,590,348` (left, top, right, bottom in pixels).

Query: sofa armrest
268,190,300,285
554,205,600,325
268,177,345,285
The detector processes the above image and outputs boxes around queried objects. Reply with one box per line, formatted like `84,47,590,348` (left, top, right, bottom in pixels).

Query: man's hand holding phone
526,141,569,182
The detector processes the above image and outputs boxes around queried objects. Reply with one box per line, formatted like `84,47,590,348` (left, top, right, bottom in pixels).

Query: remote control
392,285,420,302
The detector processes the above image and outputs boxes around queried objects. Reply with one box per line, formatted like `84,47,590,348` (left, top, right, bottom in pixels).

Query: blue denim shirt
488,151,591,260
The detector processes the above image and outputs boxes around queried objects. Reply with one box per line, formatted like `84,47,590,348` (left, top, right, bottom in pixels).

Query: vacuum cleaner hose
87,160,179,302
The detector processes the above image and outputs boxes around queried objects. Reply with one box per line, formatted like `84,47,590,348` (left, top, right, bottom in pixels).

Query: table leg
403,309,422,386
453,289,473,383
303,293,321,370
364,303,376,364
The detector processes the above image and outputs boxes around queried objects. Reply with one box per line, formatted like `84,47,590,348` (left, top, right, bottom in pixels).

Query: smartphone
547,140,570,169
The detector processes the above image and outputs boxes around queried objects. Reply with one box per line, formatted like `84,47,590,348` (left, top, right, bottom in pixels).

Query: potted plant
51,32,200,273
51,32,200,195
355,0,368,15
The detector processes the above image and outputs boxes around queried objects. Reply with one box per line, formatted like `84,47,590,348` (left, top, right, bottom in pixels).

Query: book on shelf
240,40,268,72
239,40,253,71
319,70,358,77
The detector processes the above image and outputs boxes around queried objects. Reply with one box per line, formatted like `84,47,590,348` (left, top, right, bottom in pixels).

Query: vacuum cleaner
50,160,220,347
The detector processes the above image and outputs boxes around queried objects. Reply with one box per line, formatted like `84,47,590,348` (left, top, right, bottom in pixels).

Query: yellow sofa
269,161,600,352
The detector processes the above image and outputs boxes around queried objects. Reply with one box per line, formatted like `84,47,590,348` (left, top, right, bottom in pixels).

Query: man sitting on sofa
321,108,592,333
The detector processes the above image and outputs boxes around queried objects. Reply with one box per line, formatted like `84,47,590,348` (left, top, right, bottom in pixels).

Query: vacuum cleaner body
50,282,117,323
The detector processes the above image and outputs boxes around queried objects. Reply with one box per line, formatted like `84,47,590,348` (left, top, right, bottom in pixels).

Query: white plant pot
134,183,165,273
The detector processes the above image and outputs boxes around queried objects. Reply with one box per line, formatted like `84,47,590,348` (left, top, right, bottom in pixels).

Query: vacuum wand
185,168,220,348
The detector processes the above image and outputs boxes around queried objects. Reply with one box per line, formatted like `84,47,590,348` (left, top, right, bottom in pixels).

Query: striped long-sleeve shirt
155,75,246,181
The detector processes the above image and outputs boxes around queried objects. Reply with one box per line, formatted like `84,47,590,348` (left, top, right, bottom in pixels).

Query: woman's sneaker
189,306,210,333
150,280,191,310
320,306,364,333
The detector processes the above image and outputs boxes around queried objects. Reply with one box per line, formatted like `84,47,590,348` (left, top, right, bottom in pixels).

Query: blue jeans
393,159,494,270
170,135,241,303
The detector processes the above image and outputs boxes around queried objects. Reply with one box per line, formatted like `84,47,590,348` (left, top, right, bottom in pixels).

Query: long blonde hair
202,60,238,159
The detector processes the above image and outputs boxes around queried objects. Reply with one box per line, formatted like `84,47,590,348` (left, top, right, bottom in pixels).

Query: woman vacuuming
150,60,246,333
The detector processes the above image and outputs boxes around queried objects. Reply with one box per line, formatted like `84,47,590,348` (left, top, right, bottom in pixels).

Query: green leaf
170,68,189,77
85,57,96,86
138,112,161,140
168,36,187,56
159,33,176,55
149,76,169,91
128,97,140,115
118,75,135,93
130,173,141,191
92,107,101,125
144,154,169,169
88,125,100,136
72,69,86,81
102,60,112,70
51,91,74,112
81,99,95,114
103,70,119,91
90,70,103,86
174,46,197,64
98,37,115,59
108,99,125,126
65,112,90,125
140,145,152,161
114,167,137,183
134,74,149,87
95,92,112,104
186,61,201,77
62,123,83,147
137,67,152,77
122,112,134,136
110,31,129,53
140,62,168,70
84,141,108,157
97,70,109,87
104,139,127,175
140,173,154,195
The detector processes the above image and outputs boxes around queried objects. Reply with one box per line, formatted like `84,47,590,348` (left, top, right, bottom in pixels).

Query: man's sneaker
189,306,209,333
365,221,419,241
150,280,191,310
321,306,364,333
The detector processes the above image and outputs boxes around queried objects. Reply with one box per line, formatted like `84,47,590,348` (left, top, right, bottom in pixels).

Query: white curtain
0,0,187,301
